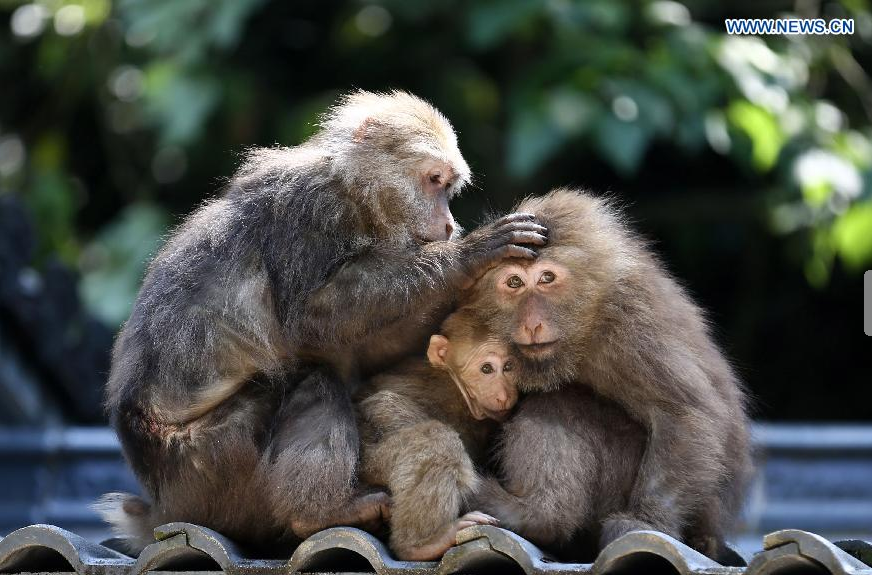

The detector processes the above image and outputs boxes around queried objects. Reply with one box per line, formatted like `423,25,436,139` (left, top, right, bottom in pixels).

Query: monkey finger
499,220,547,232
497,212,537,224
500,245,538,260
497,221,548,236
463,511,500,525
507,231,548,246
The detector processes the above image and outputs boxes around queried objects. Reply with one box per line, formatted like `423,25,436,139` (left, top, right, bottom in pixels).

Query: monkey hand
455,213,548,288
396,512,499,561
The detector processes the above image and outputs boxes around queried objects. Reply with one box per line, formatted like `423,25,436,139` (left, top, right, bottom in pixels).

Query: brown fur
464,188,752,562
357,310,513,560
96,91,546,553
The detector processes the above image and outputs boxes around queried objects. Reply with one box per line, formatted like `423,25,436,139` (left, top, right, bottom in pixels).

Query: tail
93,493,158,555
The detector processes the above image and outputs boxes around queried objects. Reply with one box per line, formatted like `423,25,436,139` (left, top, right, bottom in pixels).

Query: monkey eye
429,173,442,184
539,271,556,284
503,360,514,372
444,181,452,191
480,363,494,374
506,275,524,289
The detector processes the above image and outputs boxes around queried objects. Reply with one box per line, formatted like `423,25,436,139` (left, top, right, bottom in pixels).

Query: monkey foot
395,511,499,561
290,491,393,540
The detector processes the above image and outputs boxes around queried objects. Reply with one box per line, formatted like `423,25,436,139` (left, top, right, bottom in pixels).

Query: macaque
465,188,751,562
97,91,546,552
357,309,518,560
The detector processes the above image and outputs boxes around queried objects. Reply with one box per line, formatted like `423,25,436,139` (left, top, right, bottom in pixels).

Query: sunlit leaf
727,100,785,172
801,181,832,207
832,201,872,270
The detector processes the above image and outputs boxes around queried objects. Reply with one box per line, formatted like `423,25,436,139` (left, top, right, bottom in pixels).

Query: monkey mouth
487,407,513,421
515,341,559,359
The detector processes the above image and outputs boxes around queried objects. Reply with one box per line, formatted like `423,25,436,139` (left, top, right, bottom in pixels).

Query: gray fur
97,90,547,552
465,188,752,563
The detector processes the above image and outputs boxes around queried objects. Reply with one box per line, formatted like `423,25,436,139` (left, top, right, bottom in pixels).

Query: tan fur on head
319,90,471,197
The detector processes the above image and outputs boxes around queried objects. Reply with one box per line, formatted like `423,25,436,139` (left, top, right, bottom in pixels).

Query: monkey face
416,158,461,242
453,342,519,421
490,260,570,362
330,91,471,244
428,336,518,421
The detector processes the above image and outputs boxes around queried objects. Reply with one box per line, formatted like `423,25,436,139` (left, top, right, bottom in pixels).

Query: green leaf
593,114,651,176
143,62,220,145
507,103,565,178
727,101,785,172
467,0,541,49
80,203,170,326
801,180,832,207
832,201,872,270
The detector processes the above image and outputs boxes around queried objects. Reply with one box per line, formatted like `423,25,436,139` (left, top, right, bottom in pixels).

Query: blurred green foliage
0,0,870,418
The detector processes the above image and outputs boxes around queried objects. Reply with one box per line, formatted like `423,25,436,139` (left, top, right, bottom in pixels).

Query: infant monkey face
456,342,519,421
428,334,519,421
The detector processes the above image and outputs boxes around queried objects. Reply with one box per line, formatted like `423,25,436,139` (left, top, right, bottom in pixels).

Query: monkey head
319,90,472,243
426,312,518,421
463,189,628,392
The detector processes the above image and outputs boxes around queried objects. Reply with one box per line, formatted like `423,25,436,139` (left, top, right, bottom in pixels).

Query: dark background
0,0,869,426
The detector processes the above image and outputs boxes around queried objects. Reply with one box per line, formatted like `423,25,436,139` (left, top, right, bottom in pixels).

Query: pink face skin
419,160,459,242
428,336,519,421
492,260,571,361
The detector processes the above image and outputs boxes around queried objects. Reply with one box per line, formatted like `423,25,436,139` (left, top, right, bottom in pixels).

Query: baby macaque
357,309,518,560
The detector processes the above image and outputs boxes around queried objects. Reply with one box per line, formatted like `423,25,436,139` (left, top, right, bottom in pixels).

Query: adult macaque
97,91,547,551
466,188,751,562
357,309,518,560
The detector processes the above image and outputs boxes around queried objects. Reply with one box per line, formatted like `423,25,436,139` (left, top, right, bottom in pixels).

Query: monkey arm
475,393,597,548
294,213,546,345
362,421,482,560
296,241,462,344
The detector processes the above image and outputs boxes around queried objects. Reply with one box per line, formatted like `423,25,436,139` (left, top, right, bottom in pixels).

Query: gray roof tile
2,523,871,575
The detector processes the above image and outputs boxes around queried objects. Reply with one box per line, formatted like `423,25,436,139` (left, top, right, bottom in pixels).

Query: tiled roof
1,522,871,575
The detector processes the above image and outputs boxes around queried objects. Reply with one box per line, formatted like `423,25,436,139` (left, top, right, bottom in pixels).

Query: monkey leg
364,421,492,561
617,410,727,545
477,392,602,548
263,368,378,538
107,382,283,549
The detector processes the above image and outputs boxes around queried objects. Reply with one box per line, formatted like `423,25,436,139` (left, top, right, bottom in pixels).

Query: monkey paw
290,491,393,540
395,511,499,561
599,516,656,549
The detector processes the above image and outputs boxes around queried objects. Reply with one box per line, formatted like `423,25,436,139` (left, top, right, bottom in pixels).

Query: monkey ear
427,335,450,367
353,117,377,143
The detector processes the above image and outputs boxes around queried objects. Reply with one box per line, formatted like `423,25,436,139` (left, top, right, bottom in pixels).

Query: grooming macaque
97,91,547,551
466,188,751,562
357,310,518,560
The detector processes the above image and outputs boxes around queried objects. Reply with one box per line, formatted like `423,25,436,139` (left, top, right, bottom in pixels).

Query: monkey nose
445,221,455,239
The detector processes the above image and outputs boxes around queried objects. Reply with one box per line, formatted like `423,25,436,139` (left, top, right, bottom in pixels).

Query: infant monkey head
427,311,519,421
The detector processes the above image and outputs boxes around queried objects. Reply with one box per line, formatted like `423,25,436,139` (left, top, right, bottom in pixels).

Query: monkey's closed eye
507,275,524,289
481,363,494,374
430,173,442,184
539,271,556,284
